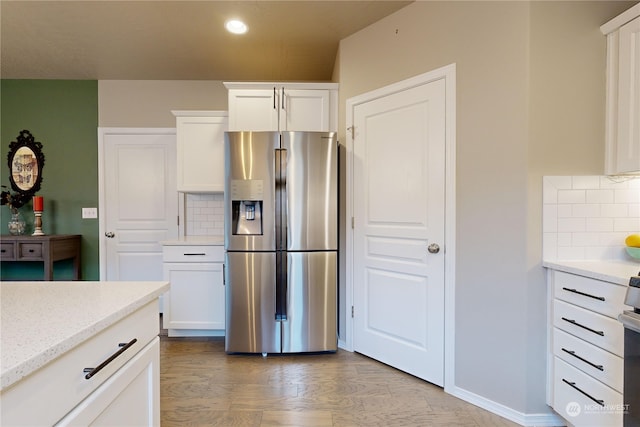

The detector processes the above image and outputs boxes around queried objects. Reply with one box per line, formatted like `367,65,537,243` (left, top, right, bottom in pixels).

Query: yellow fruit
625,234,640,248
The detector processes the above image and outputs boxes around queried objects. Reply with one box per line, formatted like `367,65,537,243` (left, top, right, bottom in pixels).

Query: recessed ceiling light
225,19,248,35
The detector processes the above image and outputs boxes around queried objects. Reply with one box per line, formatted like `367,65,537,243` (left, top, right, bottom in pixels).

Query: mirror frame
7,130,45,208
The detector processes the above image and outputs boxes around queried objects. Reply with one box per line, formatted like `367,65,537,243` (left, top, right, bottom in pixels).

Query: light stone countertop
0,281,169,391
161,236,224,246
543,260,640,285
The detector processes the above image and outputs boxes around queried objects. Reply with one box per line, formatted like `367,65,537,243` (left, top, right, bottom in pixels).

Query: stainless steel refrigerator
224,131,338,354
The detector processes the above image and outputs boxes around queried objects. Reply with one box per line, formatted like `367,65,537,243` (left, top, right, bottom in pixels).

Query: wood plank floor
159,334,520,427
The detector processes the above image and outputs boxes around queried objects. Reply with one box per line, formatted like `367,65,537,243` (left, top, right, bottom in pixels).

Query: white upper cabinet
225,82,338,132
172,111,228,192
601,3,640,175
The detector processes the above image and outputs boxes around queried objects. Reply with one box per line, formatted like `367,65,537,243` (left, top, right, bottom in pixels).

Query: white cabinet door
163,262,225,331
56,338,160,427
615,16,640,173
280,89,330,131
174,111,228,192
226,83,338,132
227,89,279,131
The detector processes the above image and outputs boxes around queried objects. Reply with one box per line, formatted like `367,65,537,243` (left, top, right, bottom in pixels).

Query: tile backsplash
185,193,224,236
543,176,640,261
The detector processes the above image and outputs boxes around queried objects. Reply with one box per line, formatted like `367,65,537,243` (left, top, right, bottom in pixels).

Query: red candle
33,196,43,211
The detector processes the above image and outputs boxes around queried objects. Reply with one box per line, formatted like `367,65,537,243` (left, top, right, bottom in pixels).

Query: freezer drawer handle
561,347,604,371
562,378,605,406
83,338,137,380
183,253,207,256
561,317,604,336
562,287,605,301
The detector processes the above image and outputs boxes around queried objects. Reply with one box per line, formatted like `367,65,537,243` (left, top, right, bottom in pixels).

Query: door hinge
347,125,355,140
177,215,180,226
351,217,354,229
351,306,354,318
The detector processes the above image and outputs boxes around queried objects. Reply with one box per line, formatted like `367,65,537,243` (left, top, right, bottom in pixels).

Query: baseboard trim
447,385,566,427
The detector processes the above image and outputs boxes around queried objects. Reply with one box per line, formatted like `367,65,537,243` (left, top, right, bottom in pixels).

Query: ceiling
0,0,412,81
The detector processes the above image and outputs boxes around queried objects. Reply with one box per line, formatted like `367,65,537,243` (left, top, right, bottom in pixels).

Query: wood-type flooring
159,333,520,427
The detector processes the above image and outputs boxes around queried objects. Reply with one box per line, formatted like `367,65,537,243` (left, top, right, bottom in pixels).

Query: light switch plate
82,207,98,219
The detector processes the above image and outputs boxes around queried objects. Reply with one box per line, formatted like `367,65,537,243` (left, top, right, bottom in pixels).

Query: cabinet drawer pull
562,287,605,301
83,338,137,379
273,87,277,110
562,378,605,406
561,347,604,371
183,253,206,256
561,317,604,336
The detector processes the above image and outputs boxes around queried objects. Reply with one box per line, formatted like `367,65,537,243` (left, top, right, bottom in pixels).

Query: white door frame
97,127,177,280
345,63,456,391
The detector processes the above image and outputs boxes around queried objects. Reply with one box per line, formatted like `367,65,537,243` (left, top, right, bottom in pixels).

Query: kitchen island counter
0,280,168,391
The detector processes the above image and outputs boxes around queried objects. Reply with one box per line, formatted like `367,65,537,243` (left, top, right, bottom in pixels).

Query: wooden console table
0,235,81,280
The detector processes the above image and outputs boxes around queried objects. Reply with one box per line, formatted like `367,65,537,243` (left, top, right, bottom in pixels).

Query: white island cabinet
601,3,640,175
0,281,168,426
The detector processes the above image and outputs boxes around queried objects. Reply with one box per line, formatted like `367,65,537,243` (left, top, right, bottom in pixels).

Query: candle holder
32,210,44,236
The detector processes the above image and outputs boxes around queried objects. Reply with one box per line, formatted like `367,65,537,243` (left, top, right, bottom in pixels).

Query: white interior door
99,128,178,281
351,76,446,386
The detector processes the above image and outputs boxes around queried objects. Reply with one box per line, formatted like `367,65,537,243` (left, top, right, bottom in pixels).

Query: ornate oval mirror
7,130,45,207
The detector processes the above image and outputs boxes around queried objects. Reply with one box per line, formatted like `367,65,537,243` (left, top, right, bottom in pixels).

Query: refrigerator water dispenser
232,200,263,235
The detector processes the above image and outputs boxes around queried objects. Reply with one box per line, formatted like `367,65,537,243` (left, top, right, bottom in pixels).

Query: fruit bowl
626,246,640,260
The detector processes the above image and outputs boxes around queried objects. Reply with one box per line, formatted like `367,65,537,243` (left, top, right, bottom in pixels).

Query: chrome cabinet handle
84,338,137,379
562,287,605,301
105,232,115,238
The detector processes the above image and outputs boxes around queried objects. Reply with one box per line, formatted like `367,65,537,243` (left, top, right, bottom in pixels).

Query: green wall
1,80,99,280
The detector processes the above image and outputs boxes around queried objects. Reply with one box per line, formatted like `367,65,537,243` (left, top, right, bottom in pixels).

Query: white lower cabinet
56,338,160,426
162,244,225,336
548,270,628,426
1,301,160,426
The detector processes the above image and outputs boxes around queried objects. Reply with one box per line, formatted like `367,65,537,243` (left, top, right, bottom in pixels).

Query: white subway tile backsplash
600,203,628,218
586,217,613,232
585,189,614,204
571,204,600,218
558,217,585,232
185,193,224,236
543,175,640,261
573,176,600,189
557,189,585,204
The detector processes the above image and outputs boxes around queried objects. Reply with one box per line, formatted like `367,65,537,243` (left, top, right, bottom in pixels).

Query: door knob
105,232,115,238
427,243,440,254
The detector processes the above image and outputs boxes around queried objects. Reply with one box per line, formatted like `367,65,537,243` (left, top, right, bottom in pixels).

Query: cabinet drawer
1,301,158,427
554,299,624,356
162,245,224,262
0,242,15,260
553,357,623,427
553,271,628,318
554,328,623,393
17,242,43,259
